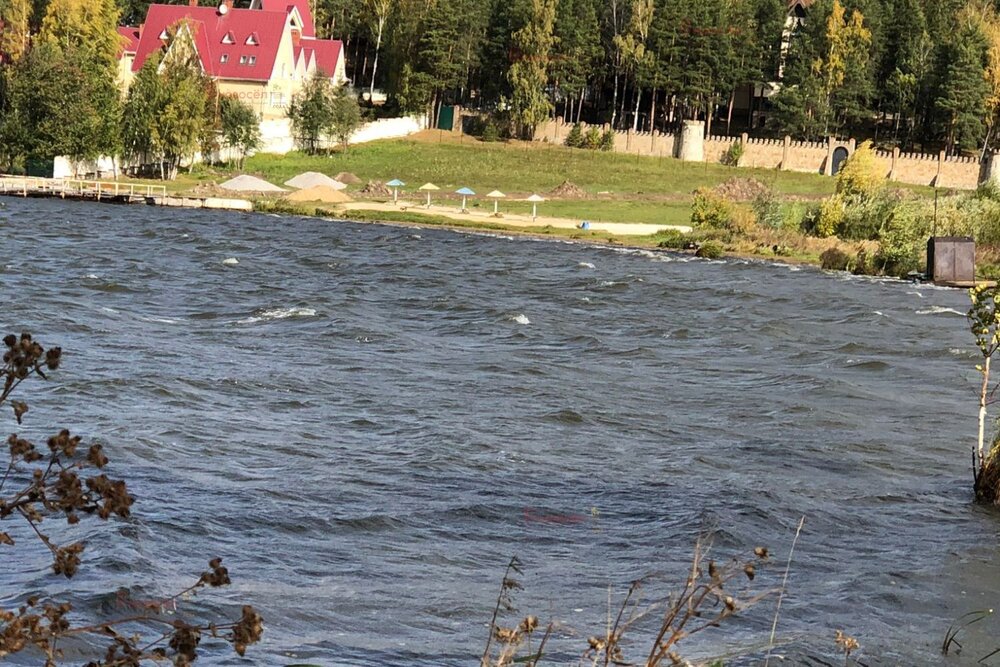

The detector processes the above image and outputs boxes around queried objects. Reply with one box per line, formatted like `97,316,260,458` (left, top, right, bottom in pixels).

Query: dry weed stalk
481,556,553,667
0,332,263,665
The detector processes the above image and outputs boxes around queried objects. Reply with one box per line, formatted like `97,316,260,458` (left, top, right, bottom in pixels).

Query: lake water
1,197,996,666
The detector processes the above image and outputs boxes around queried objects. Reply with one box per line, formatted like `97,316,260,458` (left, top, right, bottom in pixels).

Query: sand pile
219,175,286,193
335,172,362,185
284,172,347,190
549,180,587,198
359,180,392,197
711,177,770,202
285,185,353,203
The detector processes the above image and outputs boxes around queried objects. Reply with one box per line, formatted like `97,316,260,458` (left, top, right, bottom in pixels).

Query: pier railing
0,177,167,199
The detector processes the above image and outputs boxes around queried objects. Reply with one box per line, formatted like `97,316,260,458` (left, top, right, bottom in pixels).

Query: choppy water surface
1,197,997,665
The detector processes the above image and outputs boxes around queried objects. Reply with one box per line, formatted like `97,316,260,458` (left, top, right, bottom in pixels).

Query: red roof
126,3,341,83
294,39,341,78
259,0,314,37
117,26,140,56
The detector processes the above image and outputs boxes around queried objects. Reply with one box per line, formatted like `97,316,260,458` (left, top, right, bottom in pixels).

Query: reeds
483,536,775,667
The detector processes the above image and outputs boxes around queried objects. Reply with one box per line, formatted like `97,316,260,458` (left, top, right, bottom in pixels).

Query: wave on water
509,314,530,325
222,258,239,266
239,307,318,324
916,306,965,317
578,262,596,269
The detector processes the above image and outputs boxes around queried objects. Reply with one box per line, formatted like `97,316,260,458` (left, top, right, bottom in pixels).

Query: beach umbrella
526,194,545,221
419,183,439,208
486,190,506,215
455,187,475,211
386,178,405,204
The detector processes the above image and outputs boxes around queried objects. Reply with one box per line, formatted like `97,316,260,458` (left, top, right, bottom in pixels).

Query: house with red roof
119,0,345,121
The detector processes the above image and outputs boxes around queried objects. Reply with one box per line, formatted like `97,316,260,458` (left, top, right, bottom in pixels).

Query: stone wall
534,118,986,190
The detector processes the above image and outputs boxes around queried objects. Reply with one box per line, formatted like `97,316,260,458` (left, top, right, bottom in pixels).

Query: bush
691,187,732,229
584,127,602,150
655,229,687,248
728,206,757,236
852,249,876,275
820,247,851,271
600,129,615,151
722,140,744,167
836,140,885,200
838,190,901,241
565,122,583,148
814,195,845,238
696,240,724,259
482,120,501,143
873,203,929,277
752,188,783,228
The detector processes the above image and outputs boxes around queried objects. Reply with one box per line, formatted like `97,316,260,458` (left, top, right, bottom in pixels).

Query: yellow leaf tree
38,0,123,70
0,0,32,63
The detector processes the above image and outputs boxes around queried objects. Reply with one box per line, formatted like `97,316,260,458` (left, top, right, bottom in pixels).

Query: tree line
306,0,1000,154
3,0,1000,169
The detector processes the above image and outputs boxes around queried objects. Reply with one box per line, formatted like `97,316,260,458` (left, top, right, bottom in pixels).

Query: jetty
0,176,252,211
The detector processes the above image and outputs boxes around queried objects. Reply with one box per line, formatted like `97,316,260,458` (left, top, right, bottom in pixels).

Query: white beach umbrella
419,183,439,208
486,190,506,215
526,193,545,221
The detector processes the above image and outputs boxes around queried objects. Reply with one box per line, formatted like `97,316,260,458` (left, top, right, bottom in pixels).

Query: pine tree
934,18,989,153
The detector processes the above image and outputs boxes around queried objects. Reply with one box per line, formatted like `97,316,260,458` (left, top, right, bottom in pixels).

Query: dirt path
337,201,691,236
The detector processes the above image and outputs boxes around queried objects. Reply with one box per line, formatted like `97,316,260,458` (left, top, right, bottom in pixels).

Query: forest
1,0,999,158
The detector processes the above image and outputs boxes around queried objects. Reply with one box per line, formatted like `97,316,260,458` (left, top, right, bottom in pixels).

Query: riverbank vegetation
180,132,1000,277
0,333,263,663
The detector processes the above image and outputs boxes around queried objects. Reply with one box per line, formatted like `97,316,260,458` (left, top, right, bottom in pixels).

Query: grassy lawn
235,132,838,199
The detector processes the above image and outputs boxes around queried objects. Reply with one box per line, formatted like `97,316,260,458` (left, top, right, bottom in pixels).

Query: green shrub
852,249,876,275
751,188,783,228
584,127,602,150
600,129,615,151
655,229,687,248
728,205,757,236
820,247,851,271
696,240,724,259
838,190,901,241
482,120,501,143
873,203,929,277
691,187,732,229
722,140,744,167
565,123,583,148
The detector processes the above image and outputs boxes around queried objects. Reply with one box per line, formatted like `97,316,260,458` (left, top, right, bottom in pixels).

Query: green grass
238,136,837,199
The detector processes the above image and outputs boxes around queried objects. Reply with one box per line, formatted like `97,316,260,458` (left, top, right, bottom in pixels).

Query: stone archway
831,146,850,175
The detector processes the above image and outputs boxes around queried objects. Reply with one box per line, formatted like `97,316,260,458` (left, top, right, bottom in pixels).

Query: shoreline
0,183,947,285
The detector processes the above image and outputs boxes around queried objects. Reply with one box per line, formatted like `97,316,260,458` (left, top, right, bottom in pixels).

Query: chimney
188,0,197,6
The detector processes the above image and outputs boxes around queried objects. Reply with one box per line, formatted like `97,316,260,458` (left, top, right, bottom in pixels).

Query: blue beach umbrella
386,178,405,204
455,187,476,211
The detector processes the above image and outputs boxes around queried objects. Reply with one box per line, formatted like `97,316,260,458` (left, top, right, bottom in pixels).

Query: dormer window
158,29,169,40
239,55,248,64
248,55,256,65
222,31,235,44
246,33,259,46
220,54,229,63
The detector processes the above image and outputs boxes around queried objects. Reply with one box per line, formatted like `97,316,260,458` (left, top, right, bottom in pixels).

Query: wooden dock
0,176,252,211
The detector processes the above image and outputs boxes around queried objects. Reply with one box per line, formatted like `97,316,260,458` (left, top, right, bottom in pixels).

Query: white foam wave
907,291,924,299
916,306,964,317
510,314,530,325
83,273,100,279
222,258,239,266
240,307,317,324
578,262,596,269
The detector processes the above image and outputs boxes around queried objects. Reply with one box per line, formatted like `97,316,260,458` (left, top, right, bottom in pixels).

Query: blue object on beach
580,221,590,230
